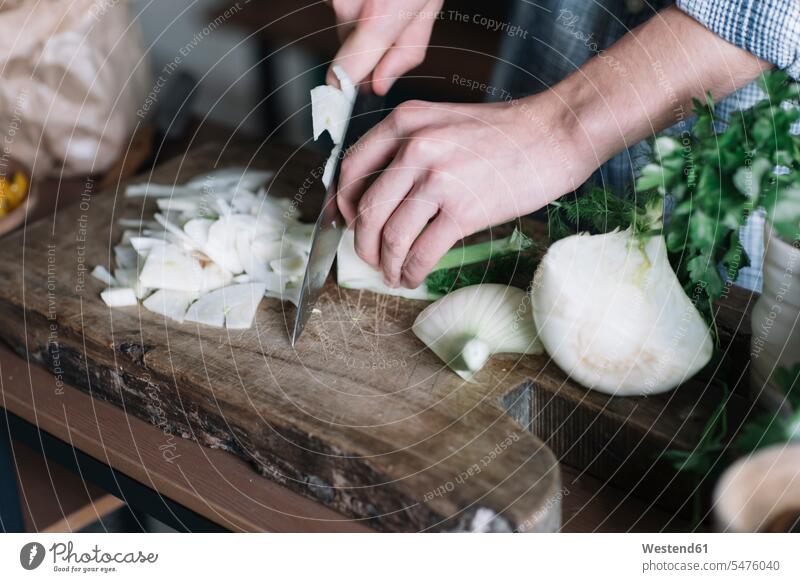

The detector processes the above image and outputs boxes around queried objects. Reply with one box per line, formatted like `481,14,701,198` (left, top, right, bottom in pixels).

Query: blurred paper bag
0,0,149,177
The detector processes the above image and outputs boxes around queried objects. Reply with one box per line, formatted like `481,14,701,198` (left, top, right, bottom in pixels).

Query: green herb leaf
632,70,800,331
547,185,656,240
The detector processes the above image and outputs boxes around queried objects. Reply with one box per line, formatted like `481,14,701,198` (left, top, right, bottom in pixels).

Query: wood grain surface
0,344,371,532
0,142,561,532
1,344,685,532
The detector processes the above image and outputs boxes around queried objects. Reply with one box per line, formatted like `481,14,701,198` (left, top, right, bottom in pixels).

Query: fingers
328,0,361,31
352,162,416,269
379,191,440,287
328,5,408,90
372,11,435,95
337,128,403,228
337,101,436,227
400,212,463,289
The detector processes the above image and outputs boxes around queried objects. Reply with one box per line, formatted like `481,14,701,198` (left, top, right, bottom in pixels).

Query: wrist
551,74,621,172
513,88,603,198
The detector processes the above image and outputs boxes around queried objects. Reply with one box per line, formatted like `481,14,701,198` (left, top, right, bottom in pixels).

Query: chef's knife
291,86,385,345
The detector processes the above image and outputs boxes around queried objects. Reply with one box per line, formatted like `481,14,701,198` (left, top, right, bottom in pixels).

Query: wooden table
0,343,683,532
1,139,747,532
0,344,369,532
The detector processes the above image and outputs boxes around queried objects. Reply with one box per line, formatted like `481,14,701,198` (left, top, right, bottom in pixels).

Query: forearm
552,5,771,168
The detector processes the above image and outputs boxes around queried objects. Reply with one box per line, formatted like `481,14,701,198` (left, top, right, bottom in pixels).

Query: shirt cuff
676,0,800,79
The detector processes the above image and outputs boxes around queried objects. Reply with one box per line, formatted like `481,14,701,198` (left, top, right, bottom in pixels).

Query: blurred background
0,0,512,232
130,0,510,144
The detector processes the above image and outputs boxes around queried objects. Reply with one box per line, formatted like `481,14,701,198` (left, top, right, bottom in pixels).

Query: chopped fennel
124,183,205,198
119,230,138,245
322,143,342,190
100,287,138,307
310,85,351,145
113,268,150,300
126,167,273,198
138,245,217,293
184,283,267,329
143,289,196,323
130,236,166,254
183,217,213,248
218,283,269,329
184,292,225,327
269,254,307,278
91,265,117,287
96,167,313,328
205,216,247,273
310,67,356,189
331,65,356,101
413,284,543,381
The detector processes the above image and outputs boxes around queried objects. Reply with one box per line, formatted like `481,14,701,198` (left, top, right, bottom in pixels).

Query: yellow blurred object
0,171,29,217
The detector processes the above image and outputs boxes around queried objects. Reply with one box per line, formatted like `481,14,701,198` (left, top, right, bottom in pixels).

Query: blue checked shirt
490,0,800,291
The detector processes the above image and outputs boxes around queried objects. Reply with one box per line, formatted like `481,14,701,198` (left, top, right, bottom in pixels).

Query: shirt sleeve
676,0,800,79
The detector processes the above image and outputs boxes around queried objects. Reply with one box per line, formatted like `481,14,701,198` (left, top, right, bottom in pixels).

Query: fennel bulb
531,227,713,396
337,230,431,300
413,284,543,381
337,228,533,300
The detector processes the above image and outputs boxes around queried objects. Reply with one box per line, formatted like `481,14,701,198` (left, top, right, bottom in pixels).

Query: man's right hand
325,0,443,95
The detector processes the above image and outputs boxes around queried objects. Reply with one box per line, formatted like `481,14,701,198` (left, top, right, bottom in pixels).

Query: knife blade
291,86,385,345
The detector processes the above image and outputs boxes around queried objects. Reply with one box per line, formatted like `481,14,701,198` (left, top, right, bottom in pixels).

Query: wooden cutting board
0,140,754,529
0,142,562,532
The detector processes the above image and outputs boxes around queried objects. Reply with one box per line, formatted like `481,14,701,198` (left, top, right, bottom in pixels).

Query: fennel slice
310,85,351,145
184,283,267,329
138,245,203,292
142,289,196,323
183,217,214,248
130,236,167,254
269,254,307,278
91,265,117,287
413,284,542,381
100,287,138,308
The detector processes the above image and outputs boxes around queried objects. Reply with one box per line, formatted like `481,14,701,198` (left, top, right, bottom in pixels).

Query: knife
291,86,385,345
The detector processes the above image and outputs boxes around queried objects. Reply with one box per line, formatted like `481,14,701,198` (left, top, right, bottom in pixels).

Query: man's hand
337,6,769,289
337,97,597,288
326,0,443,94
